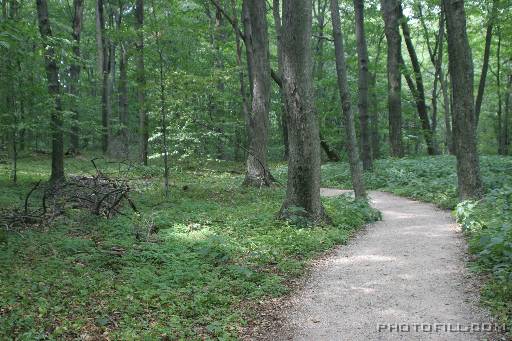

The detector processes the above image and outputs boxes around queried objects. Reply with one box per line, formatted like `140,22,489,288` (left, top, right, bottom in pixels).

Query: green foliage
456,187,512,327
0,157,379,339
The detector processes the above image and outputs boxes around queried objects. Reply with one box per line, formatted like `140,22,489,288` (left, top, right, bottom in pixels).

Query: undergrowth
0,155,379,340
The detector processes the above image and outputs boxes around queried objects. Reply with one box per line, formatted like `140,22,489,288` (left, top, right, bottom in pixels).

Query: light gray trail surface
266,189,496,341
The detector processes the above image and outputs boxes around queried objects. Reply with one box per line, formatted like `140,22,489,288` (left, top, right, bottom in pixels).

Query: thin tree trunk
495,25,504,155
353,0,372,170
380,0,402,157
504,74,512,154
135,0,147,165
400,5,435,155
330,0,366,199
69,0,83,153
441,69,453,154
272,0,289,160
370,33,384,160
118,43,128,155
96,0,110,154
232,0,250,156
243,0,272,186
36,0,64,182
443,0,483,200
279,0,329,223
312,0,328,81
320,133,341,162
475,0,497,126
149,0,169,195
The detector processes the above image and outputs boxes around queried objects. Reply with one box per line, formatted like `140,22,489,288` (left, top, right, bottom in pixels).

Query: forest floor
1,155,511,340
0,155,379,340
258,189,499,340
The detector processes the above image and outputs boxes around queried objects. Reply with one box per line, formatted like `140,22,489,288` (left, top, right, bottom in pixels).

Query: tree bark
320,133,341,162
380,0,402,157
69,0,83,153
443,0,483,200
231,0,250,156
36,0,64,182
118,42,128,157
330,0,366,199
441,69,453,154
504,74,512,155
279,0,329,223
95,0,110,154
353,0,372,170
272,0,289,160
475,0,497,126
242,0,272,187
135,0,147,165
400,5,436,155
495,25,504,155
370,34,384,160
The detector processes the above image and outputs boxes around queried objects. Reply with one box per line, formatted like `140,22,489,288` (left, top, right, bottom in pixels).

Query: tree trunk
443,0,483,200
118,43,129,157
95,0,110,154
441,69,453,154
36,0,64,182
495,25,505,155
380,0,402,157
370,34,384,160
135,0,147,165
279,0,329,223
330,0,366,199
504,74,512,155
320,133,341,162
69,0,83,153
232,0,250,156
475,0,497,126
400,5,436,155
353,0,372,170
313,0,328,81
272,0,289,160
242,0,273,186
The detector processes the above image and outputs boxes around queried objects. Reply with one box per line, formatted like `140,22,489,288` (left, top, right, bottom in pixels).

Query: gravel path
266,189,497,341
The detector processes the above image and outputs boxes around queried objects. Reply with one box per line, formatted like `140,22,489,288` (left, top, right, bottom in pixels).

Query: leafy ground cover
322,155,512,330
0,155,379,340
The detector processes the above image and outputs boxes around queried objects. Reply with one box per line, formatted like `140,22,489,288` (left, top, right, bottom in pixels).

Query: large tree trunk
279,0,328,223
353,0,372,170
272,0,289,160
135,0,147,165
380,0,402,157
443,0,483,200
475,0,497,126
69,0,83,153
242,0,272,186
330,0,366,199
36,0,64,182
400,5,436,155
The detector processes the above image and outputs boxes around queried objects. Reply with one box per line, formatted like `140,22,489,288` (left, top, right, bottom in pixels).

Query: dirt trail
265,189,497,341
